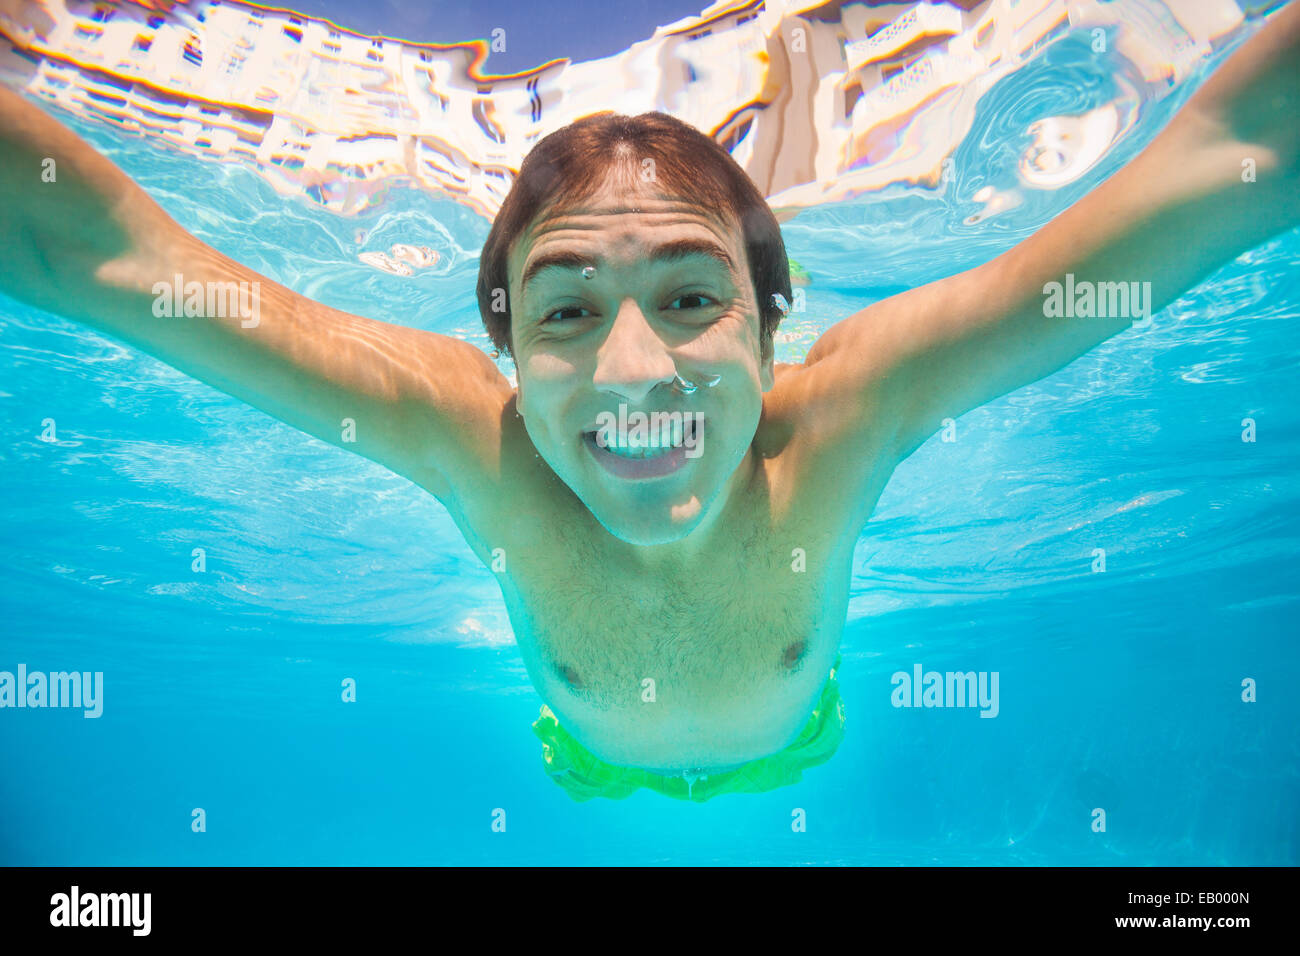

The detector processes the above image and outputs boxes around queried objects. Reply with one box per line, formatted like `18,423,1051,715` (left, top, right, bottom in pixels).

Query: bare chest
496,507,852,711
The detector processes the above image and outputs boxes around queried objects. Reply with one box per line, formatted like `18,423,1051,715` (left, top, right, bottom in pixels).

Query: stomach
502,551,846,772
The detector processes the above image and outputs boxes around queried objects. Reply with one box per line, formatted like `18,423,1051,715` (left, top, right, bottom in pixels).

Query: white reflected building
0,0,1261,218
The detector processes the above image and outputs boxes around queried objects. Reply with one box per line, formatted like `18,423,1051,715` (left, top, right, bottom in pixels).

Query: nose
592,297,677,404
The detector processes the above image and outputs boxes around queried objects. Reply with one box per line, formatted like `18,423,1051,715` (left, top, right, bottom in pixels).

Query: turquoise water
2,30,1298,865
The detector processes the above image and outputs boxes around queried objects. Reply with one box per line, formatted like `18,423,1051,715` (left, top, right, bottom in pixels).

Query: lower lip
582,422,702,481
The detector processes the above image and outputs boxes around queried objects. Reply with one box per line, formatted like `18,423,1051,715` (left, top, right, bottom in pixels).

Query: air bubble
581,266,596,279
680,769,708,799
672,372,722,395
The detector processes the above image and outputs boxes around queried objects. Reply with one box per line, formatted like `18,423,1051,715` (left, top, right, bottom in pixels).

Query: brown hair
475,111,790,358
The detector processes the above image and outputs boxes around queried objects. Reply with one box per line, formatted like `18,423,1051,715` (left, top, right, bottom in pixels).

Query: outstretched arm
0,85,512,502
801,1,1300,464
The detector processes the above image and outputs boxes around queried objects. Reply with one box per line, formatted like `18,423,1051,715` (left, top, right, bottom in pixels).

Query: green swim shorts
531,655,846,802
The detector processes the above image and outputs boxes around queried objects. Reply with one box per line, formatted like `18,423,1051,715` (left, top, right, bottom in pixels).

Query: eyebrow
519,238,737,297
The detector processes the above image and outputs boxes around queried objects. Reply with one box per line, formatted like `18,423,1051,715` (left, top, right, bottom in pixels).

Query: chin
590,495,706,546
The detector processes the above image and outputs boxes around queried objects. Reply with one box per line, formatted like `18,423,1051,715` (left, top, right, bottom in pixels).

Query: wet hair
475,111,790,358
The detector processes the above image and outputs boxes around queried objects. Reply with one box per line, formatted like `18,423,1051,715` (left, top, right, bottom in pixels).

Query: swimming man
1,4,1297,782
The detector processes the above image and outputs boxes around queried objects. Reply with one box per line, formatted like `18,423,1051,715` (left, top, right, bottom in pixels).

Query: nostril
593,374,678,405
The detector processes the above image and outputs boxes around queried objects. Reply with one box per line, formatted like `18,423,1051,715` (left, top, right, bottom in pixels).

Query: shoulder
754,357,901,531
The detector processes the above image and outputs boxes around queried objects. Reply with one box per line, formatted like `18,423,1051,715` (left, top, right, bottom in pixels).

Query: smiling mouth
581,417,703,480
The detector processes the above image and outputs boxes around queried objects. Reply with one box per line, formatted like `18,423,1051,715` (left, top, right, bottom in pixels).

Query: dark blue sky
283,0,709,74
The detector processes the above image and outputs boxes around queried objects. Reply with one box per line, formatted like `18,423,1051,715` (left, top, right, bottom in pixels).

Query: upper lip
580,412,704,432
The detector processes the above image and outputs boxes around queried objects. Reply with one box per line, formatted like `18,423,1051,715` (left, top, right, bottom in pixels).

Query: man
1,4,1296,799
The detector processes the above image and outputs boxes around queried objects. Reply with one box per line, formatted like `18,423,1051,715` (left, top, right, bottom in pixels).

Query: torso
435,363,898,770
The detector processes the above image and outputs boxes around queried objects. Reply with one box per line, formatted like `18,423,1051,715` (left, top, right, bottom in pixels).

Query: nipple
581,266,596,280
769,292,791,316
671,372,722,395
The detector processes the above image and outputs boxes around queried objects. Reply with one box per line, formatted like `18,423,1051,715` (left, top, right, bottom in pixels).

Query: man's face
508,172,774,546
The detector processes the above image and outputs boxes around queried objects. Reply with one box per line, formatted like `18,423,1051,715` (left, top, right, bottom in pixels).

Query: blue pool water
2,26,1298,865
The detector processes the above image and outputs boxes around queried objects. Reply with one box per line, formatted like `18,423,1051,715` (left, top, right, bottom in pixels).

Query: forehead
507,177,743,288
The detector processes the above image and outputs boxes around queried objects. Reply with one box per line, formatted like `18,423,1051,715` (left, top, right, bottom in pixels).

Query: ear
759,332,776,392
514,370,526,419
505,337,525,418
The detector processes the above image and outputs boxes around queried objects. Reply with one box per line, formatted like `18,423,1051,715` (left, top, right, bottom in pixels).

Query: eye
669,293,714,310
542,305,590,323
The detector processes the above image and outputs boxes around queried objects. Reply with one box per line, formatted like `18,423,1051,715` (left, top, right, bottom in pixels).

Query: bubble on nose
581,266,596,280
672,372,721,395
769,292,791,315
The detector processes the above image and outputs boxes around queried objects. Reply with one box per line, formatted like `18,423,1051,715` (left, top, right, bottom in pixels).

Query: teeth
607,442,670,459
592,418,694,457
